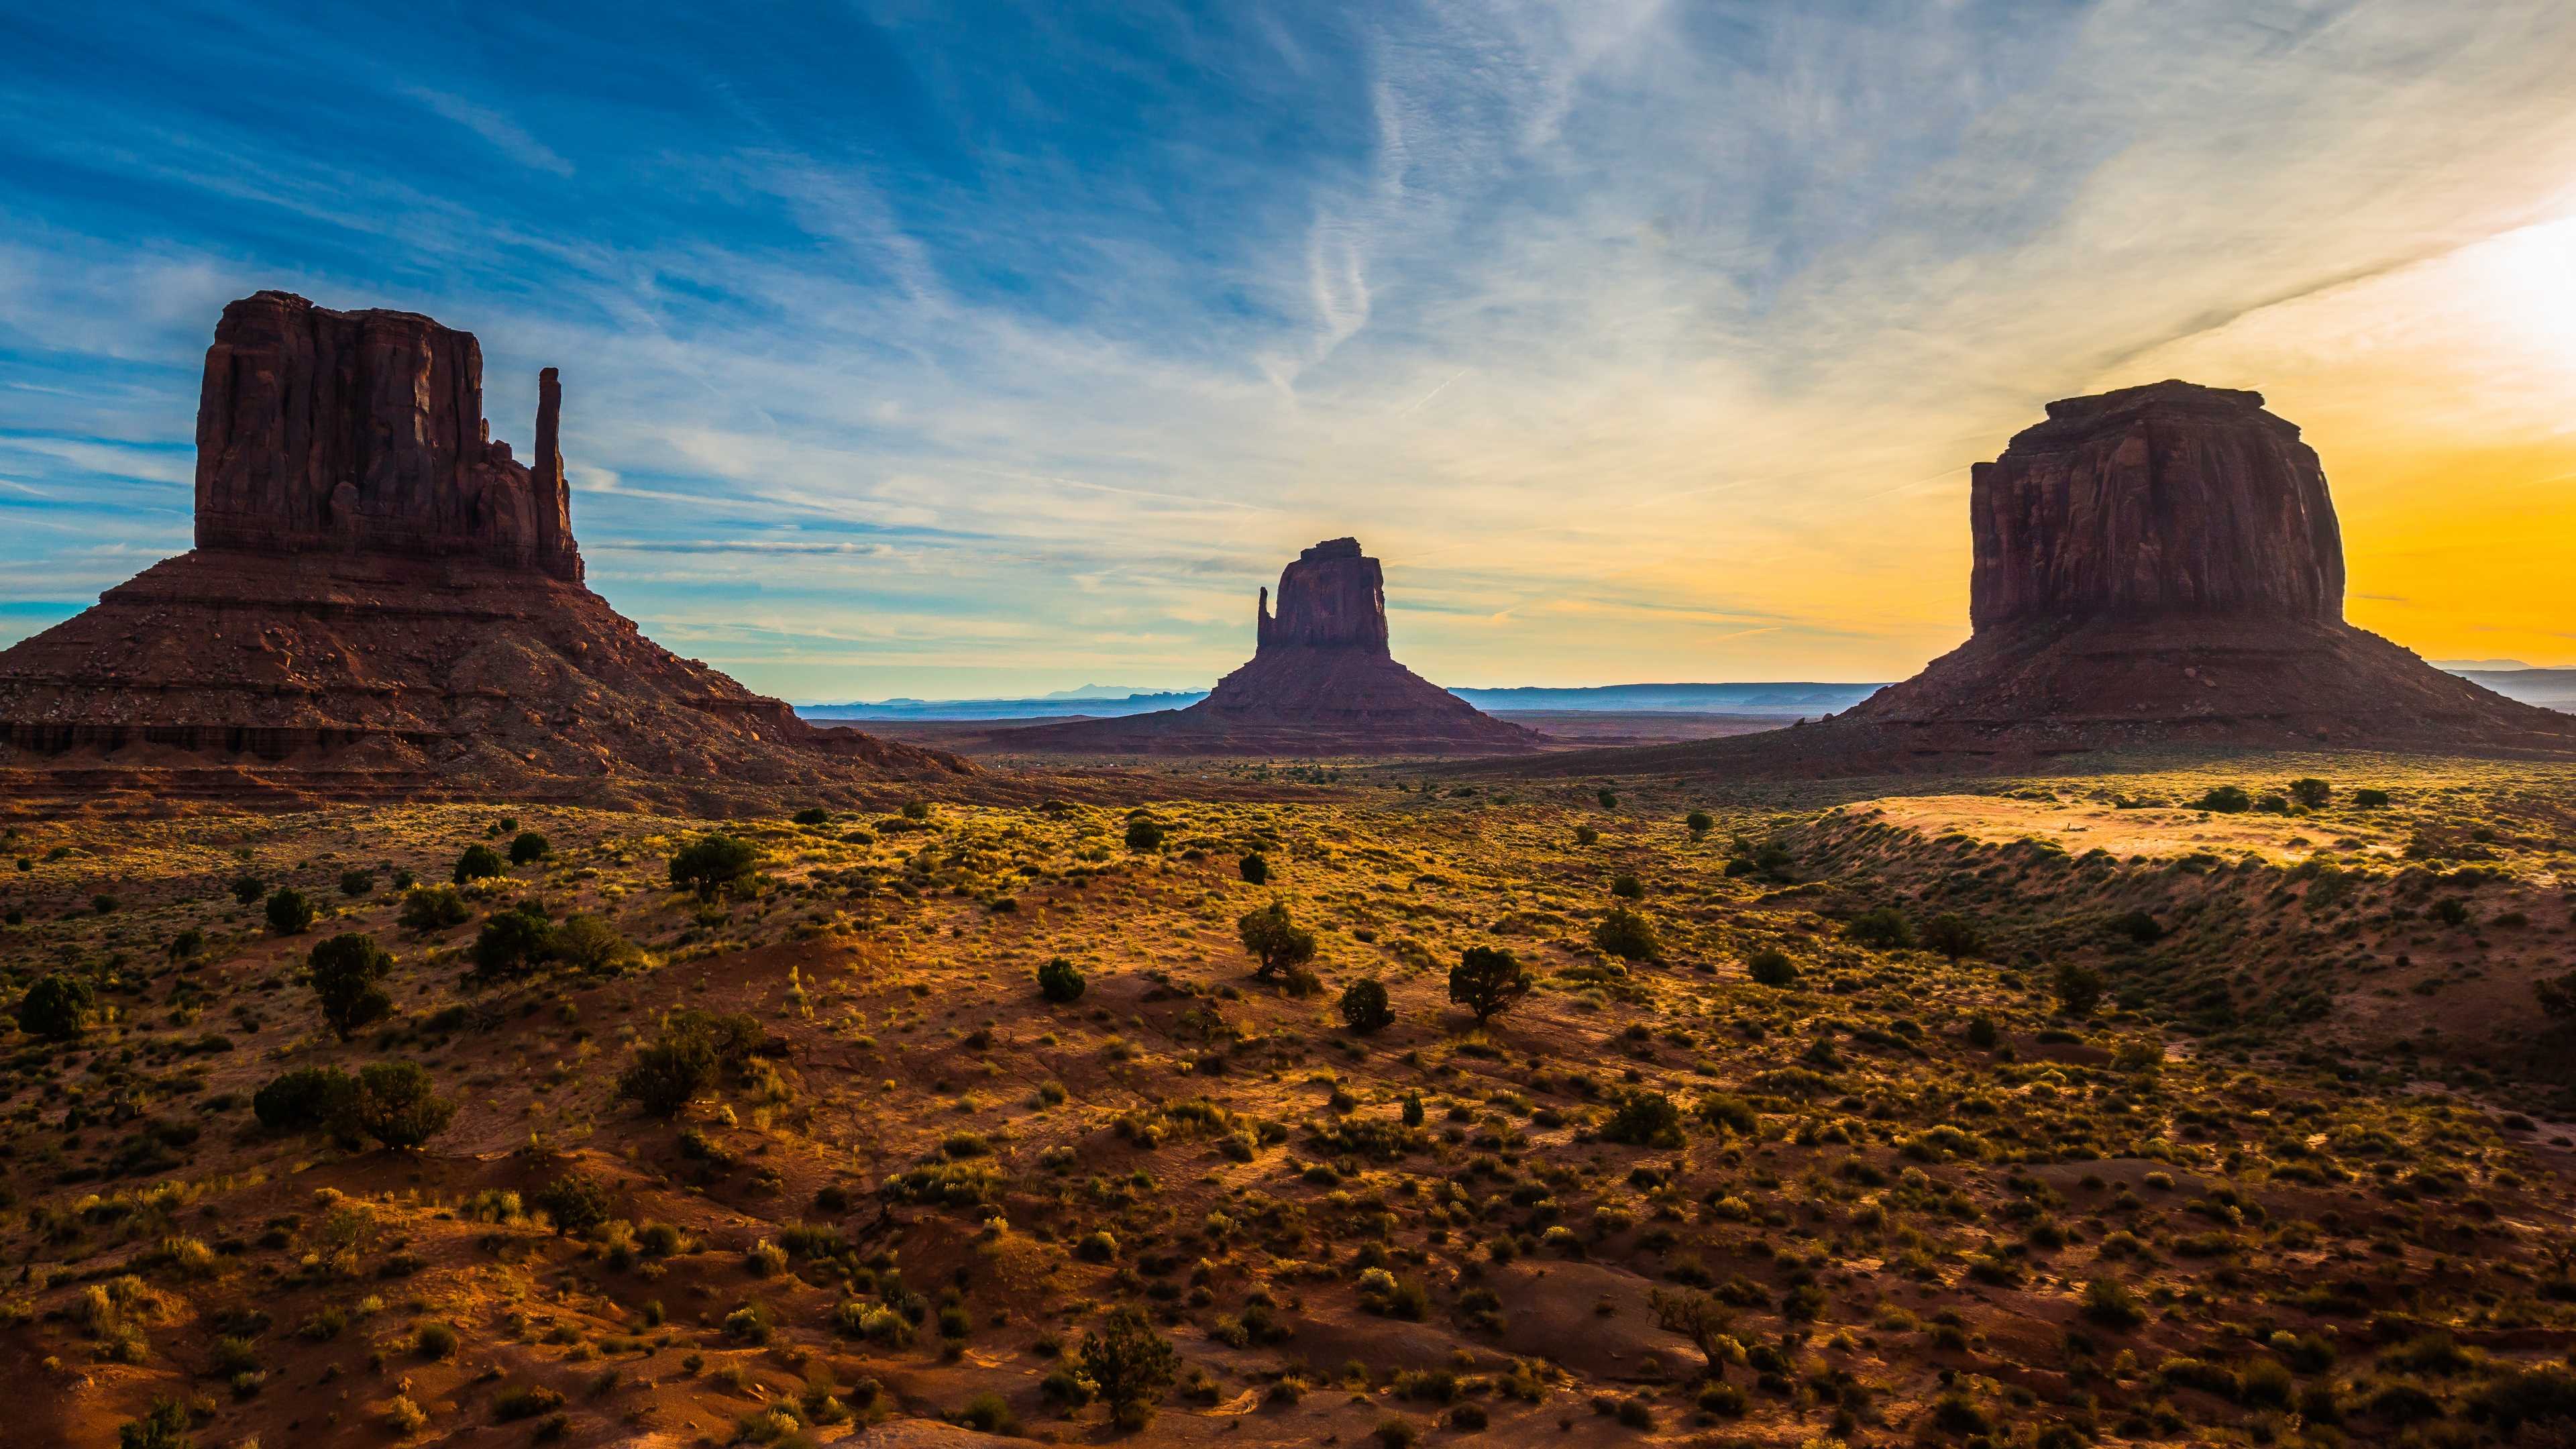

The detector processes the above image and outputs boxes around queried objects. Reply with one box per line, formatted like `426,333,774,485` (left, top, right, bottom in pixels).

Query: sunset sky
4,1,2574,701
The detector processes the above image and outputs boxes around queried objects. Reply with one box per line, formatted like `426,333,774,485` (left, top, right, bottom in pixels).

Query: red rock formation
1497,382,2576,780
1011,539,1538,757
194,290,583,580
0,292,970,806
1969,381,2342,627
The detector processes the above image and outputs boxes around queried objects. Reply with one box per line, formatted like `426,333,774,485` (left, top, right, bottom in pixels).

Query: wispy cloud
5,0,2576,689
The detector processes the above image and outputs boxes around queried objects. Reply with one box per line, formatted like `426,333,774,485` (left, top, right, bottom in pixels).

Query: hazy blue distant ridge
796,681,1887,721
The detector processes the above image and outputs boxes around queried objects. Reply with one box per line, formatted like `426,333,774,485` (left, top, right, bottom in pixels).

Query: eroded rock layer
1012,538,1536,757
1497,382,2575,780
0,292,969,807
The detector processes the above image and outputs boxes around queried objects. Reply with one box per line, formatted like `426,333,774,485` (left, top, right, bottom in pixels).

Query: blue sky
7,2,2576,700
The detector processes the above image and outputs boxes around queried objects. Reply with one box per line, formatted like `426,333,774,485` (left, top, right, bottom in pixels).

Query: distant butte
1008,537,1540,757
0,290,969,807
1504,380,2576,780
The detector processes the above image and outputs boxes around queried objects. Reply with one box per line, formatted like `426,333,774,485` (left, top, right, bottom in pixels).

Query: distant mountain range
796,680,1890,722
2445,666,2576,712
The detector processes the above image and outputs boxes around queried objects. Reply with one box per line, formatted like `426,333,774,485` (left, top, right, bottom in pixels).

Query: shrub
532,1173,614,1236
1574,826,1599,846
166,927,205,959
2473,1366,2576,1435
669,834,758,894
1966,1015,2000,1050
1238,853,1269,884
2195,785,2251,812
1745,949,1797,987
1610,873,1644,900
1684,810,1713,837
2108,910,2163,944
2080,1277,2147,1328
1374,1418,1419,1449
308,932,395,1040
453,844,507,884
230,873,266,905
790,806,832,825
338,869,375,898
1601,1089,1685,1148
2288,777,2331,808
1450,945,1534,1023
551,914,641,975
332,1061,456,1150
1080,1303,1181,1430
1615,1399,1656,1430
1125,819,1165,852
416,1321,460,1359
958,1392,1016,1434
2053,961,2105,1018
1338,978,1395,1033
1597,789,1619,808
1592,906,1661,961
508,831,552,865
2430,897,2471,926
1921,913,1984,959
16,972,95,1039
492,1385,566,1421
617,1017,724,1116
1843,907,1912,949
1448,1403,1489,1432
398,886,470,932
254,1066,356,1131
1036,957,1085,1003
265,886,315,935
2353,788,2390,808
117,1398,193,1449
1238,900,1318,980
470,904,557,981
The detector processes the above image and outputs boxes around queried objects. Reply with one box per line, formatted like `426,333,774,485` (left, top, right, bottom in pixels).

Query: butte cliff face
0,291,967,807
1504,380,2575,780
1011,538,1538,757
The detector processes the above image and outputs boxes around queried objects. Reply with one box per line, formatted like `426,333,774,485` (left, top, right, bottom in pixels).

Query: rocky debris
1495,382,2576,780
1970,380,2343,627
0,292,970,806
1010,538,1538,757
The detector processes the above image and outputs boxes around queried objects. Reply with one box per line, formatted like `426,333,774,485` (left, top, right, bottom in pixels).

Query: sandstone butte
0,290,971,809
1505,379,2576,780
1008,537,1540,757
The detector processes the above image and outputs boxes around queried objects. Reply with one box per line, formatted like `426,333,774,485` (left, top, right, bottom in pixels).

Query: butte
1511,380,2576,780
0,290,967,807
1009,537,1538,757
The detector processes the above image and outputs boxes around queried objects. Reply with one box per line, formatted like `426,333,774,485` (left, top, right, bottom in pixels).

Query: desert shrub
553,914,643,975
254,1066,356,1131
1745,949,1797,987
1615,1398,1656,1430
1238,900,1318,980
1591,907,1661,961
1081,1303,1181,1430
1450,945,1534,1023
338,869,375,898
470,903,557,981
1338,978,1395,1033
1037,957,1085,1003
2353,788,2390,808
416,1321,460,1359
230,873,266,904
1921,913,1984,959
618,1019,723,1116
1601,1089,1685,1148
332,1061,456,1149
2107,910,2163,943
16,972,95,1039
1697,1381,1748,1416
492,1385,566,1421
453,844,506,884
2472,1366,2576,1434
2195,786,2251,812
1574,826,1599,846
307,932,395,1040
2080,1277,2147,1328
1238,853,1269,884
2053,961,2105,1018
957,1391,1016,1434
1125,819,1165,851
1843,907,1912,949
1610,873,1644,900
1684,810,1713,837
1448,1403,1489,1432
2430,897,2471,926
166,927,206,959
116,1398,193,1449
532,1173,614,1236
1375,1419,1419,1449
2288,777,2331,808
398,886,470,932
669,834,758,894
265,886,316,935
1966,1015,2000,1049
508,830,551,865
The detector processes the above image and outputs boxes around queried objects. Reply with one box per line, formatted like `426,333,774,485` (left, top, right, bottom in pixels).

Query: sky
5,1,2576,702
